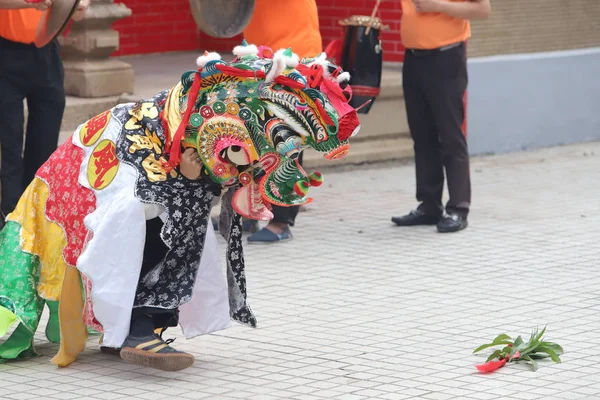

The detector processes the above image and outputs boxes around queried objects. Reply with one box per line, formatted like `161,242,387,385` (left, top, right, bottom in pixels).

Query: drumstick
365,0,382,35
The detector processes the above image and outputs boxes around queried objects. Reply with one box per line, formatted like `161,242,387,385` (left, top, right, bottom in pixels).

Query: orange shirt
400,0,471,50
243,0,322,59
0,8,42,44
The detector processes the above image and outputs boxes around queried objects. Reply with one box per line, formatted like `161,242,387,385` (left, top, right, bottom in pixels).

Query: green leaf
534,345,562,363
513,335,525,350
485,349,504,363
473,341,513,354
492,333,513,344
541,341,564,355
529,353,551,360
534,326,547,342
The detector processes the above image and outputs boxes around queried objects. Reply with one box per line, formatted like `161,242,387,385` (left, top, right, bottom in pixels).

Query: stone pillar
59,0,134,98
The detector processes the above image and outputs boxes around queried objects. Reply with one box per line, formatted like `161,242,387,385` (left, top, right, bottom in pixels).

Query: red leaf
475,358,508,373
512,350,521,360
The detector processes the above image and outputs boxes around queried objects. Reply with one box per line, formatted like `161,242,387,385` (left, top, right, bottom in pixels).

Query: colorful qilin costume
0,42,361,371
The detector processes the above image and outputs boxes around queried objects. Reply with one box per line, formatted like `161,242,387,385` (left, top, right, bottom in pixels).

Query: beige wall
468,1,600,57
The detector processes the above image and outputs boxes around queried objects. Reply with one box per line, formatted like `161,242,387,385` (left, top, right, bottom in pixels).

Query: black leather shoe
392,210,441,226
437,214,468,233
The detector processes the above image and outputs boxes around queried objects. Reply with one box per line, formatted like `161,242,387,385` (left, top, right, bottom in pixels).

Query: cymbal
34,0,81,48
189,0,255,38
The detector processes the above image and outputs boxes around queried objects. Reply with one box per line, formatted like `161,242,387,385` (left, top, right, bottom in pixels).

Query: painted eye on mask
220,145,250,166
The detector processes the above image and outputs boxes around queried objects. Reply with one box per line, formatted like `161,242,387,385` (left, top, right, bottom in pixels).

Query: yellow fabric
0,306,18,337
9,178,69,301
51,265,88,367
163,82,183,141
0,8,42,44
243,0,323,59
400,0,471,50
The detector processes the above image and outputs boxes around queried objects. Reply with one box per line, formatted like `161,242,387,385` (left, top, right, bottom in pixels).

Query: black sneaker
437,214,468,233
100,346,121,356
119,334,195,371
392,209,441,226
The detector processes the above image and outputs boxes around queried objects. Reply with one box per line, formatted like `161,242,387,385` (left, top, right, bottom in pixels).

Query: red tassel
475,358,508,373
167,70,202,170
216,64,266,79
274,75,306,89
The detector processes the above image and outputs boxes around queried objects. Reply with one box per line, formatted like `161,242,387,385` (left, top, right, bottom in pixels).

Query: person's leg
423,43,470,232
119,217,194,371
0,42,29,219
392,50,444,226
22,40,65,189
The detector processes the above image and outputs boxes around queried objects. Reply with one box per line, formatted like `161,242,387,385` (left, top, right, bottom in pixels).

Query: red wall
112,0,200,56
113,0,404,62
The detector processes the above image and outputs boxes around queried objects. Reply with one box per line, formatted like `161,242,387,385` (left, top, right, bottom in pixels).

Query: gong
34,0,81,48
189,0,255,38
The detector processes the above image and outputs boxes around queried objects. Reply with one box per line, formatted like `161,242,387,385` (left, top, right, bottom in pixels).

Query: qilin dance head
162,41,362,220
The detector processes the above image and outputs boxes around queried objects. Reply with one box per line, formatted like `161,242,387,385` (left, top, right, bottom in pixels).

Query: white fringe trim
265,53,287,83
196,52,222,68
233,44,259,57
274,48,300,68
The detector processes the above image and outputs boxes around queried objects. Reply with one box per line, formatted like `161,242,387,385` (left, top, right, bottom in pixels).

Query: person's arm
413,0,491,20
0,0,52,10
0,0,30,9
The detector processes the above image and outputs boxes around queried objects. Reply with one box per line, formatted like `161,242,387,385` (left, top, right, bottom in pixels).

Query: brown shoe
119,335,194,372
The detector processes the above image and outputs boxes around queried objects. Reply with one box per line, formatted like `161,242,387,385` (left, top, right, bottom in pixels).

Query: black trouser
0,37,65,217
130,217,178,336
402,42,471,218
270,152,303,226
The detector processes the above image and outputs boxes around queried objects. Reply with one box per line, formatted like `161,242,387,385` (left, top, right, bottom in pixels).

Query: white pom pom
337,71,351,83
274,48,300,68
233,44,259,57
265,53,287,83
196,52,221,68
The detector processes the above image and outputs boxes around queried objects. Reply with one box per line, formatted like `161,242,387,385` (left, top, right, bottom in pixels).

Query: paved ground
1,141,600,400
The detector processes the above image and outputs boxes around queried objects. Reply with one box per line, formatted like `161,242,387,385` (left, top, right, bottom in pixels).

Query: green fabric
0,221,44,361
45,301,60,343
0,323,38,361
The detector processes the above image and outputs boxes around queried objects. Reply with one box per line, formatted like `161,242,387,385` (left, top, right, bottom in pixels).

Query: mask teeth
325,144,350,160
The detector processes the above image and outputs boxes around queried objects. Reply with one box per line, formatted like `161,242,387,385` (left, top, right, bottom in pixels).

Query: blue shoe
242,219,259,233
247,226,292,243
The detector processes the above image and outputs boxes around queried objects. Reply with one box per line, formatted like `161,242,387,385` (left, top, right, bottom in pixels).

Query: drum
189,0,255,38
338,16,388,114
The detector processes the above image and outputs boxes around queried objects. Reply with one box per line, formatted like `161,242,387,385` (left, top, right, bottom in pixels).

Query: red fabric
36,139,97,267
475,358,508,373
35,139,102,331
337,111,360,142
